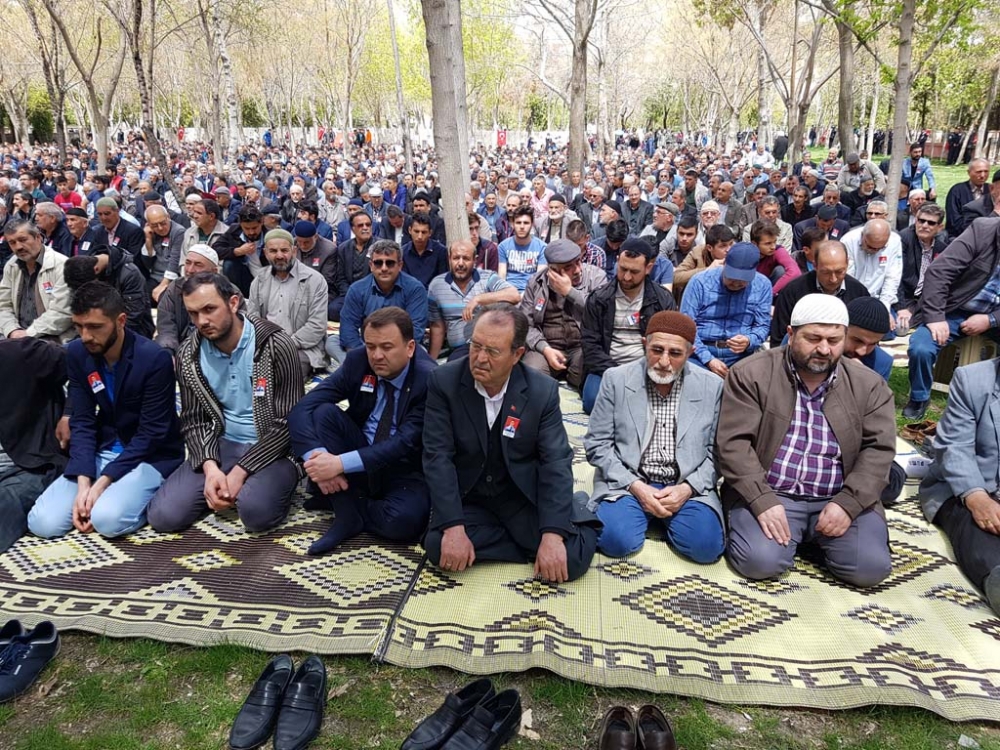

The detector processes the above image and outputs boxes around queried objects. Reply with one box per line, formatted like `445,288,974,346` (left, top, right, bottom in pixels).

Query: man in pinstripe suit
147,272,304,533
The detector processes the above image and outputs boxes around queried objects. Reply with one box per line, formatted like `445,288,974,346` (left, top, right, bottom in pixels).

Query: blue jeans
582,373,602,415
27,450,165,539
907,314,1000,401
595,489,725,564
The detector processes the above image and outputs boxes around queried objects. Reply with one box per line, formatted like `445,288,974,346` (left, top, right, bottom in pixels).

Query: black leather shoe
636,705,675,750
598,706,636,750
272,655,326,750
902,399,929,420
439,688,521,750
0,620,24,648
229,654,295,750
401,678,495,750
0,620,59,703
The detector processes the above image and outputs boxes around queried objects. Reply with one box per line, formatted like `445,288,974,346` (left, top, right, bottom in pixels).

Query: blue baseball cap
723,242,760,283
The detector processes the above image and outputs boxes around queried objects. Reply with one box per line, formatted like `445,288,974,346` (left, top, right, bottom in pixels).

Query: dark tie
374,382,396,443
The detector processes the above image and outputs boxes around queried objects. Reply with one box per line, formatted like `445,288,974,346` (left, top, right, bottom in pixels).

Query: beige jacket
0,249,74,342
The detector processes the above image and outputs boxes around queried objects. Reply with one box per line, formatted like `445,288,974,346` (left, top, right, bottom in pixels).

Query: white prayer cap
187,243,219,267
789,294,849,328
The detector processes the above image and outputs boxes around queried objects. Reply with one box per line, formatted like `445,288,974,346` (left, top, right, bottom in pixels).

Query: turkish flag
497,129,507,148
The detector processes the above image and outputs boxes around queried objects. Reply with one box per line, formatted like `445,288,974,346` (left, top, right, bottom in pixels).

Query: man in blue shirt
334,240,428,365
680,242,772,379
401,213,448,288
288,307,436,556
498,205,546,291
901,143,936,205
28,282,184,539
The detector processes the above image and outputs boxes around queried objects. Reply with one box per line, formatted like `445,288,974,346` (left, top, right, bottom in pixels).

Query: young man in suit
422,303,599,583
584,311,725,563
27,282,184,539
287,307,436,556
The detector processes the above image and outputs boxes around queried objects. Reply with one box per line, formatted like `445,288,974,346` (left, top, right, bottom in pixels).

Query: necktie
374,382,396,443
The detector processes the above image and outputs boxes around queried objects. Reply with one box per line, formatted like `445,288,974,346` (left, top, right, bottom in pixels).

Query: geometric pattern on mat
2,378,1000,720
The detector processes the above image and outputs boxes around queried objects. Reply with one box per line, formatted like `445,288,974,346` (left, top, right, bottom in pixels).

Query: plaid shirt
639,372,682,484
766,354,844,499
581,242,607,271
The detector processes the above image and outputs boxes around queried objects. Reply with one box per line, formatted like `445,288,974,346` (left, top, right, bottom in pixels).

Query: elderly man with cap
679,242,771,379
534,193,577,243
717,294,896,587
584,310,726,563
248,228,329,379
837,152,887,195
155,244,245,353
520,238,607,387
65,207,98,258
293,219,339,320
792,203,851,253
213,185,242,224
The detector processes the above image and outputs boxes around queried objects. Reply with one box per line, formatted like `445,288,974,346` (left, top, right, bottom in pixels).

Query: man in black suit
288,307,436,556
92,197,145,262
961,169,1000,230
945,158,990,238
422,303,599,583
792,204,850,252
896,203,948,333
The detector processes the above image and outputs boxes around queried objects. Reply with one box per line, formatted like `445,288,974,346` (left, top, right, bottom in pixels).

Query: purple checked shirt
766,355,845,499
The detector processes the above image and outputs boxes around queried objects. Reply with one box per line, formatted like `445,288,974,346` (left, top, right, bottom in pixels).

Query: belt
703,339,730,349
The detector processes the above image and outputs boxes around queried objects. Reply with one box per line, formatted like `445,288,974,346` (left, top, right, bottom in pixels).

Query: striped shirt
766,354,844,499
427,270,514,347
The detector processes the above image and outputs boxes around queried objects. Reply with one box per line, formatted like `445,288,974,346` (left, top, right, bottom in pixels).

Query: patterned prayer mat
1,379,999,720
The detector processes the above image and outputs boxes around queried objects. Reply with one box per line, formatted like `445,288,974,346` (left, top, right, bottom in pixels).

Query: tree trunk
866,78,879,155
386,0,413,172
972,65,1000,161
421,0,470,244
753,0,771,148
212,0,241,160
836,18,854,154
885,0,915,227
566,0,591,172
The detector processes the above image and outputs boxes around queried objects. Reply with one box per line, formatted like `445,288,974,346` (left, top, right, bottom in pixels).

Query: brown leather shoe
636,704,675,750
598,706,636,750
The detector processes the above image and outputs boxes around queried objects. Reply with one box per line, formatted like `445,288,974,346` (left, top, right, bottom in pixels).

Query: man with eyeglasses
897,204,947,335
331,209,376,321
422,303,600,583
844,176,885,227
335,240,427,367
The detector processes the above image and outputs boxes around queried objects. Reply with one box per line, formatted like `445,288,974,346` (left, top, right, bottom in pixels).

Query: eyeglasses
354,222,372,228
916,217,941,226
371,258,397,268
468,340,506,359
866,211,887,217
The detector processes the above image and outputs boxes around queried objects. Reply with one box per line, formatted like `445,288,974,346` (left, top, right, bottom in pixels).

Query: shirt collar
475,374,511,405
207,315,253,359
369,274,402,295
382,361,411,390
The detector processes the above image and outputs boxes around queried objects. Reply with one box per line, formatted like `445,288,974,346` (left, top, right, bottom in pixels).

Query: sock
307,506,364,556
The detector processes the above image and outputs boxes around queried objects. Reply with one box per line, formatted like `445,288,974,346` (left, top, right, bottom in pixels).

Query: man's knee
238,500,287,533
828,544,892,588
566,526,598,582
147,492,188,533
596,515,646,559
727,540,794,580
26,492,72,539
89,502,141,538
668,506,725,564
423,529,443,565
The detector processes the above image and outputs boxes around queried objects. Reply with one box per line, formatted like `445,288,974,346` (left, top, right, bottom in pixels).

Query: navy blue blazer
65,329,184,482
287,345,437,477
92,219,145,262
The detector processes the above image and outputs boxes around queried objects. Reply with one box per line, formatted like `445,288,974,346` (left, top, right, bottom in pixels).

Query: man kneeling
422,304,599,583
28,283,184,538
287,307,435,556
717,294,895,587
584,311,725,562
147,273,303,534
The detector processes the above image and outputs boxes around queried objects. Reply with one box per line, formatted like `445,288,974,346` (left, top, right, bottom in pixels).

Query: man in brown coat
716,294,896,587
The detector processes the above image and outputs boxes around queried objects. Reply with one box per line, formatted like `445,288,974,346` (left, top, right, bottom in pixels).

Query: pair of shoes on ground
900,419,937,446
230,654,326,750
0,620,60,704
598,705,675,750
401,677,521,750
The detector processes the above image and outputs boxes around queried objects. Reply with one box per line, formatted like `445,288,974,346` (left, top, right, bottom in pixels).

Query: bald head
816,239,848,265
145,205,169,221
814,240,849,294
861,219,891,253
447,239,477,282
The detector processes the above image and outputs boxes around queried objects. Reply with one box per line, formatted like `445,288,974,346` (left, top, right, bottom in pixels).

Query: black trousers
934,496,1000,592
424,493,598,582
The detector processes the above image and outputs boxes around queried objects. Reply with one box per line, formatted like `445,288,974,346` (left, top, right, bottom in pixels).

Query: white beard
647,367,677,385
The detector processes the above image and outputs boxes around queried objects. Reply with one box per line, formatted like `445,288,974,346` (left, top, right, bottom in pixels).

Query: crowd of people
0,131,998,616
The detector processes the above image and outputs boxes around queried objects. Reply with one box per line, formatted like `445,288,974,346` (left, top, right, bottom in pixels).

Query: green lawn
0,636,998,749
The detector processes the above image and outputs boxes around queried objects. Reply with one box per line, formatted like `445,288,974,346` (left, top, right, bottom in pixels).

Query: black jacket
945,180,983,237
581,277,676,378
92,244,155,338
771,271,871,346
44,222,75,258
92,218,145,263
897,226,948,314
0,338,67,473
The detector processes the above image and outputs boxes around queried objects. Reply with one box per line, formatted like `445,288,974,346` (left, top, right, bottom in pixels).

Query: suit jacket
577,202,606,239
584,359,723,520
43,222,75,258
288,346,436,478
64,329,184,482
92,219,145,262
0,338,66,473
945,180,985,237
961,194,996,231
423,360,586,535
792,217,850,252
621,200,654,236
716,347,896,520
897,225,947,314
920,359,1000,521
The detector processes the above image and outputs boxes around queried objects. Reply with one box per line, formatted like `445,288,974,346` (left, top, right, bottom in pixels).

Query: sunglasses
372,259,398,268
916,218,940,226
